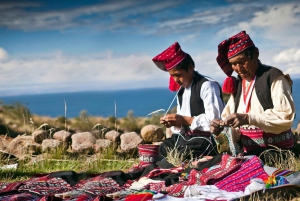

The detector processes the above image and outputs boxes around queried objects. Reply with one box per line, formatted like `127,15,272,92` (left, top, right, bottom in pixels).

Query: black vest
233,62,284,113
178,72,223,117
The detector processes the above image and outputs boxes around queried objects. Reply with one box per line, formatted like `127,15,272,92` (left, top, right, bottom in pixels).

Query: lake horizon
1,78,299,129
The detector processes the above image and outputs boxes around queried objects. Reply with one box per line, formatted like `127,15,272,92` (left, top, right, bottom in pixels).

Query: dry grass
259,145,300,171
165,146,193,167
239,191,300,201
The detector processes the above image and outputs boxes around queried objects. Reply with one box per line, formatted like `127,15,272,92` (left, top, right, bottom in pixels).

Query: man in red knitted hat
152,42,225,161
210,31,295,162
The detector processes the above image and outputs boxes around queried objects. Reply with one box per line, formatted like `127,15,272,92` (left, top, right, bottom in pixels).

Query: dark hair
174,54,194,72
242,46,257,60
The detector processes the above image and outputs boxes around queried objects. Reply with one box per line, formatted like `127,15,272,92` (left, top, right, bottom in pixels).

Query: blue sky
0,0,299,96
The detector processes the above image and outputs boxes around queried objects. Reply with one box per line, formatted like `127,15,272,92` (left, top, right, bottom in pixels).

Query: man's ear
188,63,194,71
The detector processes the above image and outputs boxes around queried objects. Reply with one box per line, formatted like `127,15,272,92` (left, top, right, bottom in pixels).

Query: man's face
229,51,259,81
168,65,194,88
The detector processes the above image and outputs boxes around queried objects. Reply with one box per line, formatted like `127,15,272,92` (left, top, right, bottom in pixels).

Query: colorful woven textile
74,175,124,195
240,127,294,152
144,166,184,179
18,176,73,195
215,156,269,192
272,169,296,177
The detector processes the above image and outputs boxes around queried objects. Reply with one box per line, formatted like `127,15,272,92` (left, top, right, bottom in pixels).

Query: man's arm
248,75,295,133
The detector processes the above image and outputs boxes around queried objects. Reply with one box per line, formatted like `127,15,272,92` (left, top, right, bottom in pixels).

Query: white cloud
0,46,299,96
0,47,8,61
271,48,300,75
273,48,300,63
0,1,184,31
215,2,300,79
0,50,170,96
217,3,300,47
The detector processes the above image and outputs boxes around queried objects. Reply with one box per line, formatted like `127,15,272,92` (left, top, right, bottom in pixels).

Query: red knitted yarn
222,76,236,94
169,76,181,92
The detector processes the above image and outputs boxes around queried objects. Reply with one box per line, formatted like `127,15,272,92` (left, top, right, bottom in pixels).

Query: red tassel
169,75,181,92
222,76,236,94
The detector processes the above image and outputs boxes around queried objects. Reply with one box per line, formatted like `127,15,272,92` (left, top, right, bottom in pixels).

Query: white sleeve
190,81,224,131
249,75,295,133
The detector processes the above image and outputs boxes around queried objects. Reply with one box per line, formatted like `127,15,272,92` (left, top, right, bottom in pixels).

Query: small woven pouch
213,126,241,156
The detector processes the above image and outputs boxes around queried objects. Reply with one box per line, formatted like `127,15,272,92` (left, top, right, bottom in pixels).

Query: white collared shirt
171,73,225,133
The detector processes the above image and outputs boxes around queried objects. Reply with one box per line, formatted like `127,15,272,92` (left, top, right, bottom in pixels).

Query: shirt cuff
171,126,184,134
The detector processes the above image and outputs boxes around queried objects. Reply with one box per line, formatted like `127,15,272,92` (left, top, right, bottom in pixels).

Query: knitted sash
240,127,294,152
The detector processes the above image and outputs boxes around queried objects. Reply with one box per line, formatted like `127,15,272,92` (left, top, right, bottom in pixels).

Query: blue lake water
0,78,300,129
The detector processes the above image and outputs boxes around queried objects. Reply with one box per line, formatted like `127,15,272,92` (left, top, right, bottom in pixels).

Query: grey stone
6,135,41,159
105,130,120,142
120,132,143,151
42,139,62,152
32,130,49,143
71,132,96,153
93,139,112,152
53,130,72,144
140,125,164,143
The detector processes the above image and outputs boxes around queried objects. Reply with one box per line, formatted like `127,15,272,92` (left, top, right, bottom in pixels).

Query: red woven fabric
215,156,269,192
240,128,294,152
124,193,153,201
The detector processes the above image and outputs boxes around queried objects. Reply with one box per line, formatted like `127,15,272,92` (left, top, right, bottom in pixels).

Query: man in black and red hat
210,31,295,160
152,42,225,161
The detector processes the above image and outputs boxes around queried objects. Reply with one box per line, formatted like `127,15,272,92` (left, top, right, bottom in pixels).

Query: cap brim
153,61,167,71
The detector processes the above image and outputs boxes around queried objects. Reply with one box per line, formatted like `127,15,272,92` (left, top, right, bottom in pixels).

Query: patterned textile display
144,166,184,179
214,156,269,192
0,156,299,200
138,144,160,168
74,175,125,195
0,182,24,193
272,169,296,177
18,176,73,195
150,154,244,197
0,192,41,201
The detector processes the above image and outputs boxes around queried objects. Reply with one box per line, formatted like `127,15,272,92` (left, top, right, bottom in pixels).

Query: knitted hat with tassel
216,30,255,94
152,42,187,92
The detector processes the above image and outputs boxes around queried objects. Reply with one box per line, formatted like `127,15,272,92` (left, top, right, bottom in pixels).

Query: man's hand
210,119,224,136
223,113,249,127
160,114,184,128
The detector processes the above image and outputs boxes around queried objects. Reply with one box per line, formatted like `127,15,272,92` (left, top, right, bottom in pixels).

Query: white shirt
171,73,224,133
222,74,295,134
